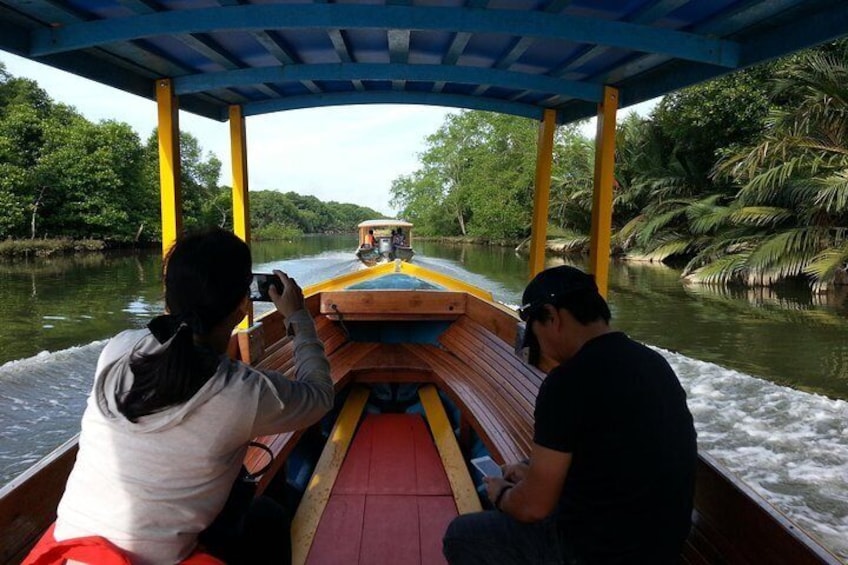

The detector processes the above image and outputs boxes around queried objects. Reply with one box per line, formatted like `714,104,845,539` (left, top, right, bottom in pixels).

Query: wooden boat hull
0,263,841,564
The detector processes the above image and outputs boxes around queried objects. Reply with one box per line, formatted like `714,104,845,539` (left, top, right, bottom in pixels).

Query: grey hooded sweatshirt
54,309,334,564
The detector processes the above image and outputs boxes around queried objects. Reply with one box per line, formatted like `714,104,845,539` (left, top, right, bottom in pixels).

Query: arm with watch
482,445,572,522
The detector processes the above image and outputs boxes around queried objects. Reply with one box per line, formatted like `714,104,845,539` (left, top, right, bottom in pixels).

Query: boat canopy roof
0,1,845,125
358,220,413,229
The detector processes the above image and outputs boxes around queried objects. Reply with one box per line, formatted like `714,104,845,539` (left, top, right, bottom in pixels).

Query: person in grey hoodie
51,227,334,564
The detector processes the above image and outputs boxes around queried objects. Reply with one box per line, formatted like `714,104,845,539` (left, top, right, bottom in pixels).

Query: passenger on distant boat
366,229,376,248
394,227,406,247
25,228,334,565
443,265,697,565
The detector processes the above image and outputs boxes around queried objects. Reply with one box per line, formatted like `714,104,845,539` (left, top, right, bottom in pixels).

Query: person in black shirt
443,265,697,565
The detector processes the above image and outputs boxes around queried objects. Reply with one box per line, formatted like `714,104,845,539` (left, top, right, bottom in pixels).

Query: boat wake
659,347,848,561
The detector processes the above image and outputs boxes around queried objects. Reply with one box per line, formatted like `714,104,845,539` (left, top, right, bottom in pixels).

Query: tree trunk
30,186,47,240
456,206,466,236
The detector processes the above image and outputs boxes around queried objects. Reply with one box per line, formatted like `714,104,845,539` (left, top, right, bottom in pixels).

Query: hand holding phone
471,455,503,478
249,273,284,302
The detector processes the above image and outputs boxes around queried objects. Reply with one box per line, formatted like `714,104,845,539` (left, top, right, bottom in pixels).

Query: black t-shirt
534,332,697,564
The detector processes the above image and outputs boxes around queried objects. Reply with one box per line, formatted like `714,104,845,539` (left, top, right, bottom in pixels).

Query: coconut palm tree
707,41,848,289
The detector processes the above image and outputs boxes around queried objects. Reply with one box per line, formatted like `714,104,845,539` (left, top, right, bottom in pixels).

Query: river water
1,235,846,560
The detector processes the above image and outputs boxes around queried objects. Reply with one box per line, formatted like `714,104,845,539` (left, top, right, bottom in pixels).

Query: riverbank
0,239,110,258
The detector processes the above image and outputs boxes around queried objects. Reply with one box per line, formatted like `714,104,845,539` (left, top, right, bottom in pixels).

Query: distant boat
355,219,415,266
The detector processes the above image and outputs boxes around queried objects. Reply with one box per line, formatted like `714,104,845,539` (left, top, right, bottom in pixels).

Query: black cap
518,265,599,349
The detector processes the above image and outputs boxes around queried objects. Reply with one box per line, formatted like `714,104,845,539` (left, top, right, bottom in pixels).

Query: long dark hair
118,228,252,421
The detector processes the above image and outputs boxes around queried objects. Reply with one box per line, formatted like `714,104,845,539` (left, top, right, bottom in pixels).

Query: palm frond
744,228,827,281
727,206,794,227
635,206,690,247
688,253,751,285
640,238,692,262
687,200,733,235
804,243,848,283
813,171,848,213
614,214,645,249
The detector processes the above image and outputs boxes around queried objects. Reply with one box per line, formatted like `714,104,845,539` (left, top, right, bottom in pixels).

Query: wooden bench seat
396,314,543,467
437,315,543,464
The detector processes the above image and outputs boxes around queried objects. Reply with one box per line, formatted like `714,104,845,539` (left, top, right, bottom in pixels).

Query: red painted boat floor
306,413,458,565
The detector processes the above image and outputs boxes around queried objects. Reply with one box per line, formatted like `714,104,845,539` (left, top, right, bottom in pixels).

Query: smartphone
249,273,283,302
470,455,503,478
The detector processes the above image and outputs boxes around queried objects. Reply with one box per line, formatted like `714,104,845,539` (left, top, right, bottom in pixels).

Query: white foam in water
656,346,848,561
0,342,107,486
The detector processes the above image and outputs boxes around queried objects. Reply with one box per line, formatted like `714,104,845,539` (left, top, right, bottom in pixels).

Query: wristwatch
495,484,514,511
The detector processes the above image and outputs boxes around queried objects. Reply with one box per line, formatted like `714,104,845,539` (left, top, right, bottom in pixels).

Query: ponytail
121,322,218,421
117,227,252,421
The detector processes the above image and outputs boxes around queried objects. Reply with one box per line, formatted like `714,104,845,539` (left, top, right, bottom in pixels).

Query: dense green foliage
391,40,848,289
0,63,381,244
249,190,382,239
390,111,591,240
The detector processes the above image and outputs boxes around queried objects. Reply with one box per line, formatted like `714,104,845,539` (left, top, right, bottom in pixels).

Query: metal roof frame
1,1,846,124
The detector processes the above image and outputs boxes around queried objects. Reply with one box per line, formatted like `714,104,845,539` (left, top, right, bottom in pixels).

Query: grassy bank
0,239,107,258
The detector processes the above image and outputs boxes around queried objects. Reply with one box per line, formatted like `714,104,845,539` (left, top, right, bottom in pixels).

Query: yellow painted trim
230,105,250,243
229,105,252,329
291,385,370,565
156,78,181,257
589,86,618,298
419,384,482,515
528,108,556,279
303,262,493,302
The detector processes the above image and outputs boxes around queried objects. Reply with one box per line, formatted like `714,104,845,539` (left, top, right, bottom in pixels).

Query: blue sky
1,52,657,217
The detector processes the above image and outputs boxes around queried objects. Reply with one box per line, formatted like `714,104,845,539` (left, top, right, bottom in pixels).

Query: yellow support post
156,78,182,257
528,108,556,279
589,86,619,298
230,105,250,244
229,105,252,328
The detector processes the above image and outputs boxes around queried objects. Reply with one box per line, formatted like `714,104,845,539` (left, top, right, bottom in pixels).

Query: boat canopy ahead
356,219,414,267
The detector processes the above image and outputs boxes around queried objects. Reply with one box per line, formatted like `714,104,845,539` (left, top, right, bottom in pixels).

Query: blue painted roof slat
487,0,547,10
207,29,274,68
143,34,225,72
76,3,134,20
205,85,248,104
29,4,740,68
567,0,645,19
665,0,741,28
276,29,340,65
576,47,638,81
519,39,590,74
408,28,453,64
346,28,389,63
407,81,435,92
441,82,483,97
740,1,848,66
2,0,846,124
242,91,545,121
271,81,319,98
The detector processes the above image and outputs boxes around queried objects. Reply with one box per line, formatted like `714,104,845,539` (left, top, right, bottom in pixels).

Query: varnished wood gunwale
0,435,78,564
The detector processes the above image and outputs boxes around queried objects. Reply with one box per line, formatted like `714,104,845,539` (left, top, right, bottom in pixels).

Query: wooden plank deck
304,413,458,565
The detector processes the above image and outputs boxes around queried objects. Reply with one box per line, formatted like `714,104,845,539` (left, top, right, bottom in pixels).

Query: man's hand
483,476,513,506
268,270,304,318
502,462,529,483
